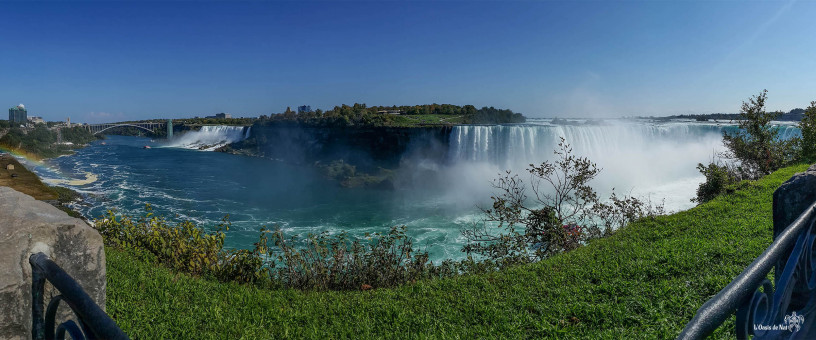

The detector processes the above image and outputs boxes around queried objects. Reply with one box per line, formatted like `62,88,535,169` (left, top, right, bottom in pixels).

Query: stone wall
0,187,105,340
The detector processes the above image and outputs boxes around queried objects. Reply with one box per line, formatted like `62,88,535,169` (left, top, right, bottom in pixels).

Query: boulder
772,164,816,304
772,164,816,238
0,187,105,340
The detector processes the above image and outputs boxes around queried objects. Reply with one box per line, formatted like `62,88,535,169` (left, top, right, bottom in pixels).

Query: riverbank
0,154,57,200
0,154,85,218
104,162,807,338
0,125,98,160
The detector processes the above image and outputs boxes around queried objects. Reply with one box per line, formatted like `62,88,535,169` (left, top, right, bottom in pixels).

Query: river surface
26,119,801,262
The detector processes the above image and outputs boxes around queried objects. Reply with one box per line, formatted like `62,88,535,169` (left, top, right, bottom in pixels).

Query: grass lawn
105,163,809,339
389,114,466,127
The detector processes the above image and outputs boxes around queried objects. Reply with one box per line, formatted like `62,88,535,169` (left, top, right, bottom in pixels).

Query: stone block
772,164,816,238
0,187,105,340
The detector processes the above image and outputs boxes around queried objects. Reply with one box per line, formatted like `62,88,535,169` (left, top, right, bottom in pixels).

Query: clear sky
1,0,814,123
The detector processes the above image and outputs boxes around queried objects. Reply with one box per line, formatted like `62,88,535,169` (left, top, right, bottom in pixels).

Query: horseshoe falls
27,120,800,262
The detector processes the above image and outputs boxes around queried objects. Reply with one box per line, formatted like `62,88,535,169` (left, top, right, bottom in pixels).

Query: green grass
105,164,810,339
389,114,466,127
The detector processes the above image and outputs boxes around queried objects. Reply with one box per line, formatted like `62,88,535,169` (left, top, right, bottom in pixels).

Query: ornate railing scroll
677,201,816,339
30,252,129,340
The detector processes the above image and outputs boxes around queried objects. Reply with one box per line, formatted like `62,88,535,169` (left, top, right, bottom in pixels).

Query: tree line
256,103,525,127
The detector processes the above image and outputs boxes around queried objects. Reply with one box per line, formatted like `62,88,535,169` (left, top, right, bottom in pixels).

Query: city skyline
1,1,814,123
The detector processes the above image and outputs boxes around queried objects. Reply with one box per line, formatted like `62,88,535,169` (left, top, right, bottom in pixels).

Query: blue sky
1,0,814,123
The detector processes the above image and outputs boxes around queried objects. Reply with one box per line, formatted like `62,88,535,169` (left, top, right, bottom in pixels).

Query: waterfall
445,121,801,211
447,121,800,169
166,125,250,151
449,123,725,167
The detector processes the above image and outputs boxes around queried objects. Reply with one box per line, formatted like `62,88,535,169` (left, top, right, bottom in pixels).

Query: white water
166,125,250,151
444,120,800,212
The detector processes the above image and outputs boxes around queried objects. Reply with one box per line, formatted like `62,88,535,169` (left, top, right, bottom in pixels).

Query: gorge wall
225,125,453,170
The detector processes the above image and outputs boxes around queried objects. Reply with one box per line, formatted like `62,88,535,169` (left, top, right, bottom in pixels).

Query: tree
799,102,816,161
721,90,796,179
282,107,296,120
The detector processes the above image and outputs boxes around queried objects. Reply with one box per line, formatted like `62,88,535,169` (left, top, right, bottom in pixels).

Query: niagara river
25,119,800,262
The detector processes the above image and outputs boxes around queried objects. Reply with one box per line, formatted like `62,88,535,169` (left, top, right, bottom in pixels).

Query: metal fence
30,252,128,340
678,202,816,339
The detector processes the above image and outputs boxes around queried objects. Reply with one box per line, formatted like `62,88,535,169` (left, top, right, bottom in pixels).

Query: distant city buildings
27,116,44,124
8,104,27,124
298,105,311,113
377,110,404,115
206,113,232,119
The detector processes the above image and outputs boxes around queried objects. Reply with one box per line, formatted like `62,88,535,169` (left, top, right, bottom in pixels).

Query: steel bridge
83,121,172,136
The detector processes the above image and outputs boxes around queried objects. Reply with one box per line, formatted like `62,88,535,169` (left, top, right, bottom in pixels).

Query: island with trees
218,103,526,188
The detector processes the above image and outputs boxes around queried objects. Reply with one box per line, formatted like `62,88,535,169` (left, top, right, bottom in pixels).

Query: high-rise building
298,105,312,114
8,104,27,124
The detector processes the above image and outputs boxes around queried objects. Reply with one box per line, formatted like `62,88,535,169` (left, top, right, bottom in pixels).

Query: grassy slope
106,164,809,339
0,155,58,200
389,114,465,127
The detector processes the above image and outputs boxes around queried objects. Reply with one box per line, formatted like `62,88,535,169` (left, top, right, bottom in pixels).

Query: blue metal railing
678,201,816,339
30,252,128,340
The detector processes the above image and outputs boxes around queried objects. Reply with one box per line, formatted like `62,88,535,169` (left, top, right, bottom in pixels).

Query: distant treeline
258,103,526,127
646,108,805,122
0,123,98,158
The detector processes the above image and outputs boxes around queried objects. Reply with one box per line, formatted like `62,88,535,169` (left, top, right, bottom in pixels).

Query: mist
393,120,742,214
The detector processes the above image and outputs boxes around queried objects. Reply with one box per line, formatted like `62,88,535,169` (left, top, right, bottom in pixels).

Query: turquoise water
27,120,801,262
32,135,475,260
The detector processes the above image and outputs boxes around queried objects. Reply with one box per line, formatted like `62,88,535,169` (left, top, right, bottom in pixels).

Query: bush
95,205,268,284
721,90,798,179
799,101,816,162
592,190,665,236
692,162,738,203
272,226,457,290
462,138,664,269
95,206,457,290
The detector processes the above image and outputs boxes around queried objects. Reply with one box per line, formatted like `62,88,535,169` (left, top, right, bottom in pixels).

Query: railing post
29,252,129,340
31,260,46,340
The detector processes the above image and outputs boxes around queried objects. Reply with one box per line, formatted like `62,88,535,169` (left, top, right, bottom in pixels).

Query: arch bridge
83,121,172,137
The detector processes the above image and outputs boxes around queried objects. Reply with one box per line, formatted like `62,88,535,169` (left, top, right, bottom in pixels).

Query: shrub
462,138,664,268
95,206,457,290
592,190,665,236
95,205,269,283
721,90,798,179
692,162,738,203
272,226,457,290
799,101,816,162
